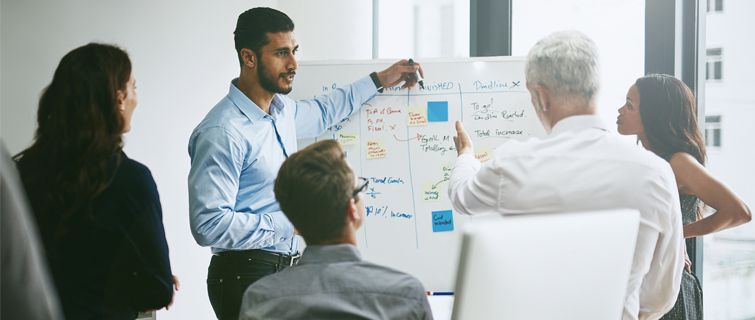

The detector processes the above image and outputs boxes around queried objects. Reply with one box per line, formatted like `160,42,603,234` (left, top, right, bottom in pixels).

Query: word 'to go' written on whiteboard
292,57,547,291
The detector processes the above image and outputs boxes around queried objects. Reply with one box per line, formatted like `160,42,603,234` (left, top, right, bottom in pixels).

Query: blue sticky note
432,210,454,232
427,101,449,121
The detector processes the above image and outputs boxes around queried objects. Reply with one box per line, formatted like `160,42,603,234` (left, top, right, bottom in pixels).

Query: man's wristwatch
370,72,384,93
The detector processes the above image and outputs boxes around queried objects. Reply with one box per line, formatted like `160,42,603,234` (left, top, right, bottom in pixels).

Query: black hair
635,74,707,220
635,74,706,166
234,7,295,67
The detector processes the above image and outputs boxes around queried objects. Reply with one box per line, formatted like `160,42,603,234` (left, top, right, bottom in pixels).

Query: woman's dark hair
636,74,706,165
234,7,295,67
15,43,131,254
636,73,707,219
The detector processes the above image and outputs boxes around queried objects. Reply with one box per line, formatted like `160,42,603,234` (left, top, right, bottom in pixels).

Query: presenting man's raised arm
294,60,424,138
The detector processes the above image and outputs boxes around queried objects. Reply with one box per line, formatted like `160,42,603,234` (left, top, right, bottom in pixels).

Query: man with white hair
448,30,684,320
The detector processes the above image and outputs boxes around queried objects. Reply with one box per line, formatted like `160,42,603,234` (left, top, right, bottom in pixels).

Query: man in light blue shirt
187,7,423,320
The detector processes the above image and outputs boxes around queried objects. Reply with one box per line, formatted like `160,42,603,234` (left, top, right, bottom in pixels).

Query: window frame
705,115,722,148
470,0,512,57
644,0,706,280
706,47,723,81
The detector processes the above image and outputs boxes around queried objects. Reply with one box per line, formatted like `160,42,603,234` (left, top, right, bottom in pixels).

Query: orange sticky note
366,138,387,159
407,106,428,126
474,146,493,162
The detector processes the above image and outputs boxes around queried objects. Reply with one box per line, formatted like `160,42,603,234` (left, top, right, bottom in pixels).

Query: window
704,0,755,317
707,0,723,12
706,48,722,81
705,115,721,147
378,0,470,59
512,0,645,135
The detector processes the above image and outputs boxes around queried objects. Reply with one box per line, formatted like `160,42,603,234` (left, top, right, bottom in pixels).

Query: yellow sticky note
407,106,428,126
440,163,454,184
474,145,493,162
366,138,387,159
337,132,358,145
421,181,443,201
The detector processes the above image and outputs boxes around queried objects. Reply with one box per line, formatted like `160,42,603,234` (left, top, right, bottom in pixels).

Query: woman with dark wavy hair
15,43,177,320
617,74,751,320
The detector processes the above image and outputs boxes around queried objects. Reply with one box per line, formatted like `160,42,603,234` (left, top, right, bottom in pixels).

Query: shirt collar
228,78,286,123
549,115,610,136
297,244,362,265
271,95,286,114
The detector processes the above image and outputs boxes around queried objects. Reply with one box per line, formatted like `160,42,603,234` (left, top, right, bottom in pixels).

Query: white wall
280,0,372,61
0,1,372,319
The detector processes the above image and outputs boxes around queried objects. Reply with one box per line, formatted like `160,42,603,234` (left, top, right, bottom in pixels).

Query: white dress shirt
449,115,684,320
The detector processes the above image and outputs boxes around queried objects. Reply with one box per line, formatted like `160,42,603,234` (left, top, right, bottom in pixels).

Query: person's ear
346,197,360,225
535,84,551,113
117,90,126,111
241,48,256,69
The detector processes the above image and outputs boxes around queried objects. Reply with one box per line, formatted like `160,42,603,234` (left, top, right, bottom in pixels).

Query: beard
257,57,294,95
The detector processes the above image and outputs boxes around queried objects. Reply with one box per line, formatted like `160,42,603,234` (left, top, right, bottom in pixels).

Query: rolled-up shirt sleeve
448,153,500,216
294,76,377,139
188,126,285,250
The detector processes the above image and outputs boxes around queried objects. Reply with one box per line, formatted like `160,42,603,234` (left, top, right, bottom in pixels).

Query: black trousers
206,253,290,320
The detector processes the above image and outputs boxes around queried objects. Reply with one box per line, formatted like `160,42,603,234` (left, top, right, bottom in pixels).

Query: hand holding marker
408,59,425,90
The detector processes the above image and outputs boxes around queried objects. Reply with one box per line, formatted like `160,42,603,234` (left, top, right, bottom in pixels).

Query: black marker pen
408,59,425,90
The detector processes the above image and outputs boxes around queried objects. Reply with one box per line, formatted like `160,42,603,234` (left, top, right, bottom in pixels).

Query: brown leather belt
215,249,301,266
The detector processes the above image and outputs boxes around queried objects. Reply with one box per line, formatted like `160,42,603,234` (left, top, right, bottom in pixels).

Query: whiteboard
291,57,547,291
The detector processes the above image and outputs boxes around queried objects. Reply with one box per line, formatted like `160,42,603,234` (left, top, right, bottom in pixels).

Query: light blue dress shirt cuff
354,75,379,98
265,210,297,254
